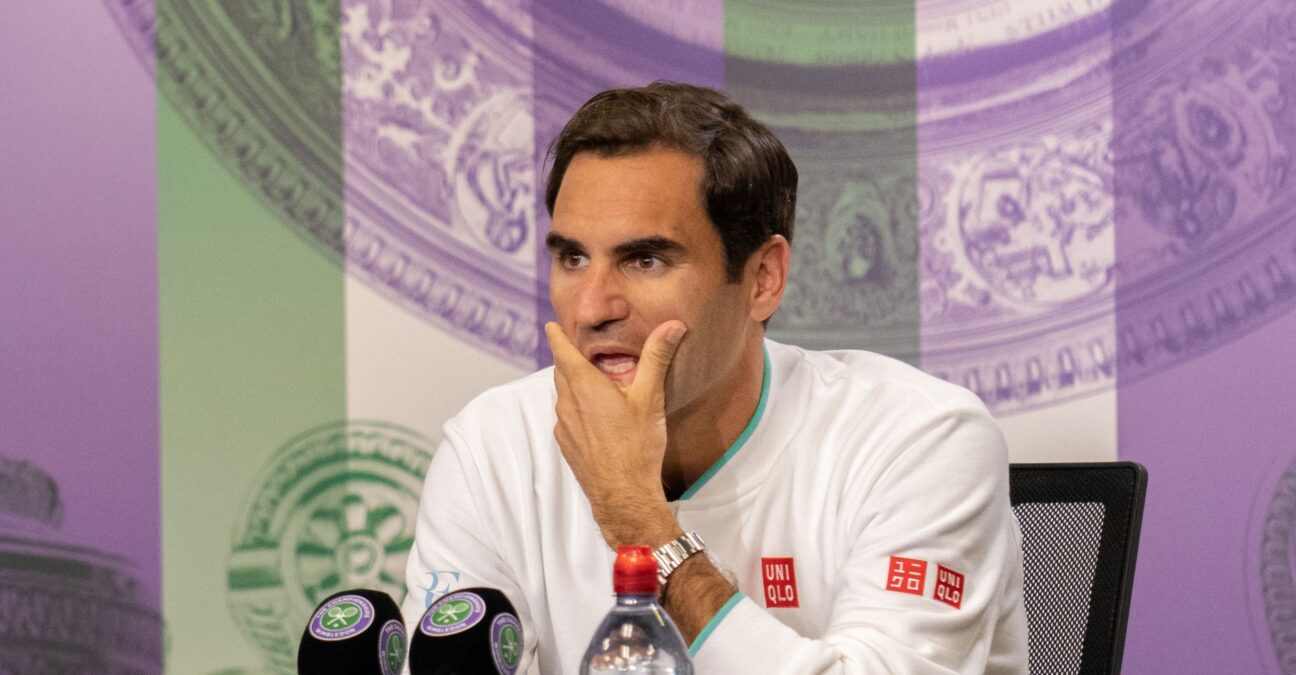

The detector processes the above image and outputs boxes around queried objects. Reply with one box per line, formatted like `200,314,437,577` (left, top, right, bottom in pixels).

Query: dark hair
544,82,797,282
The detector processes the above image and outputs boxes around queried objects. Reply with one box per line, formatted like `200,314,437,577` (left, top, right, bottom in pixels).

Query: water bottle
580,545,694,674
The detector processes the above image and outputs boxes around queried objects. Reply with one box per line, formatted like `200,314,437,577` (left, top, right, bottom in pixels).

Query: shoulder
767,339,988,420
441,367,557,450
765,340,1005,474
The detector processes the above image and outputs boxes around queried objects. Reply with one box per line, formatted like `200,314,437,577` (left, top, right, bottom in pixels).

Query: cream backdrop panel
346,276,528,442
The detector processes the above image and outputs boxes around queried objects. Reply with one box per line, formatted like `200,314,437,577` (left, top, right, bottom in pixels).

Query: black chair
1009,462,1147,675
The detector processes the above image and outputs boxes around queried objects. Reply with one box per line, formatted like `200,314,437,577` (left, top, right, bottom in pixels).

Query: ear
748,235,791,324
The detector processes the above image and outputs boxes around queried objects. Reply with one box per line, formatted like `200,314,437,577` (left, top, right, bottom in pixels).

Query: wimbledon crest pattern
955,139,1113,308
916,0,1296,411
104,0,1296,416
227,421,433,672
1260,455,1296,673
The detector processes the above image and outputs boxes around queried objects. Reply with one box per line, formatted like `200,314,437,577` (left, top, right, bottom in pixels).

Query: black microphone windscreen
409,587,522,675
298,588,406,675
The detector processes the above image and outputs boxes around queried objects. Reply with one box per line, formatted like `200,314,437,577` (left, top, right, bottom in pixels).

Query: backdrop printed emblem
1258,455,1296,673
226,421,434,673
106,0,540,367
0,457,162,672
1109,1,1296,383
955,141,1113,308
105,0,1296,414
917,0,1296,411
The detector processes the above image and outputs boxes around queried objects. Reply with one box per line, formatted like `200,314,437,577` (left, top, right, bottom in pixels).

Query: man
403,82,1027,673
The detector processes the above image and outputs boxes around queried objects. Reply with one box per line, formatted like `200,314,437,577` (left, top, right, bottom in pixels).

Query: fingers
631,320,687,398
546,319,686,399
551,365,575,451
545,322,593,383
553,362,573,400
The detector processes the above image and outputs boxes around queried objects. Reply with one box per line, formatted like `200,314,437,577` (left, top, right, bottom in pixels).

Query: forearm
660,551,738,643
594,495,681,552
598,499,736,643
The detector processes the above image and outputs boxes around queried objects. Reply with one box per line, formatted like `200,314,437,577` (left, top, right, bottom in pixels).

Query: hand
545,320,687,548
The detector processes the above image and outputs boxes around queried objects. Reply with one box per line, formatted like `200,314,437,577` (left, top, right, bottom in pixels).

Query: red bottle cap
613,545,660,595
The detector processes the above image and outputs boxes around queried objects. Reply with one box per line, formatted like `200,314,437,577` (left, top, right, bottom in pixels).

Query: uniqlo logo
886,556,928,596
761,557,799,608
934,564,965,609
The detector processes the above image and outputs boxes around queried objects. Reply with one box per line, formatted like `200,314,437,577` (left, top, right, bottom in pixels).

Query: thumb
631,320,687,398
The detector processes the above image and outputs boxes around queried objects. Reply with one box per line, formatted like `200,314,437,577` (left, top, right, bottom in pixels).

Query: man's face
547,146,756,412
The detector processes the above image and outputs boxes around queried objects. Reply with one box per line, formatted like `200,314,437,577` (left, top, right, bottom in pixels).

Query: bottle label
420,590,487,636
491,613,523,674
309,594,376,641
378,619,406,675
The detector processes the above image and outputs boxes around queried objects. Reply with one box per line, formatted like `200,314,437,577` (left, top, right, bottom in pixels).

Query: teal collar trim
677,347,771,501
688,592,744,657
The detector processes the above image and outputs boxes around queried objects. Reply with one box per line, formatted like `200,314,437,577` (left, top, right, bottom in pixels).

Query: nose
571,264,629,330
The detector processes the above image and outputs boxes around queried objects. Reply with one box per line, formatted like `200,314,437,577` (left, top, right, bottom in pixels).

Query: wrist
594,497,681,550
653,531,706,590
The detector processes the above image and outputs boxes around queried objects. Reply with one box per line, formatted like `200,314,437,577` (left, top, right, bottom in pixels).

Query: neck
661,335,766,500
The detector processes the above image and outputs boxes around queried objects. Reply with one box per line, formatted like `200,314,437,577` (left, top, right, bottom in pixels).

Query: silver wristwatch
653,531,707,588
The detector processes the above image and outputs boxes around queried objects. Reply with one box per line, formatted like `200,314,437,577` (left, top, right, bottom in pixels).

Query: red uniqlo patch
761,557,799,608
886,556,928,596
933,564,965,609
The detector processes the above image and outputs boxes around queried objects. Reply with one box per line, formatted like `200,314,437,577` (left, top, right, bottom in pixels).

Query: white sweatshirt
402,339,1028,674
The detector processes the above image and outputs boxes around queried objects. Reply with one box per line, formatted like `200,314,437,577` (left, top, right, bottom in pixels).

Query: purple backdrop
1119,311,1296,673
0,3,159,606
1114,1,1296,672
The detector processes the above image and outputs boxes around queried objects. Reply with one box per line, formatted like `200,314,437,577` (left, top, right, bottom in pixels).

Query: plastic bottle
579,545,694,674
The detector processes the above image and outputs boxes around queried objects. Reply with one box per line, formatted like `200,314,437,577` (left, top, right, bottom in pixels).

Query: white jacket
403,339,1028,674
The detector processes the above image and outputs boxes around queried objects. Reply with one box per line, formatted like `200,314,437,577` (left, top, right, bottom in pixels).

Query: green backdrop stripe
725,2,921,362
157,1,346,672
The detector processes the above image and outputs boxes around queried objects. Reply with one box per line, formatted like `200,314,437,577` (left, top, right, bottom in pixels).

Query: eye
628,254,665,271
558,251,588,270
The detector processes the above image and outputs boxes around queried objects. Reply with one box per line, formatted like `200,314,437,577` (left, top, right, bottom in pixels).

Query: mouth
589,351,639,384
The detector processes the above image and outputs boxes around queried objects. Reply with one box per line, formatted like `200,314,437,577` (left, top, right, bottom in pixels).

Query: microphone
409,587,523,674
298,588,407,675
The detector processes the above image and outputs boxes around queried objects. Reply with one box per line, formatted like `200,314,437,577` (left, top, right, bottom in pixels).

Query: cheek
548,278,577,322
659,289,748,407
662,352,702,413
670,324,733,386
690,286,749,336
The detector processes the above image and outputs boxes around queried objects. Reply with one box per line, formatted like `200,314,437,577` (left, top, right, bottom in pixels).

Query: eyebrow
544,233,686,258
612,236,685,258
545,232,582,253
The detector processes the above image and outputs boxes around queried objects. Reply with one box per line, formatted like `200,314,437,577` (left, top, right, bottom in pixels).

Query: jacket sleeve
401,426,541,674
689,407,1028,674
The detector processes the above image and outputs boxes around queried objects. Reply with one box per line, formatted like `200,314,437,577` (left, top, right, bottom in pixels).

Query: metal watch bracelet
653,531,706,589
